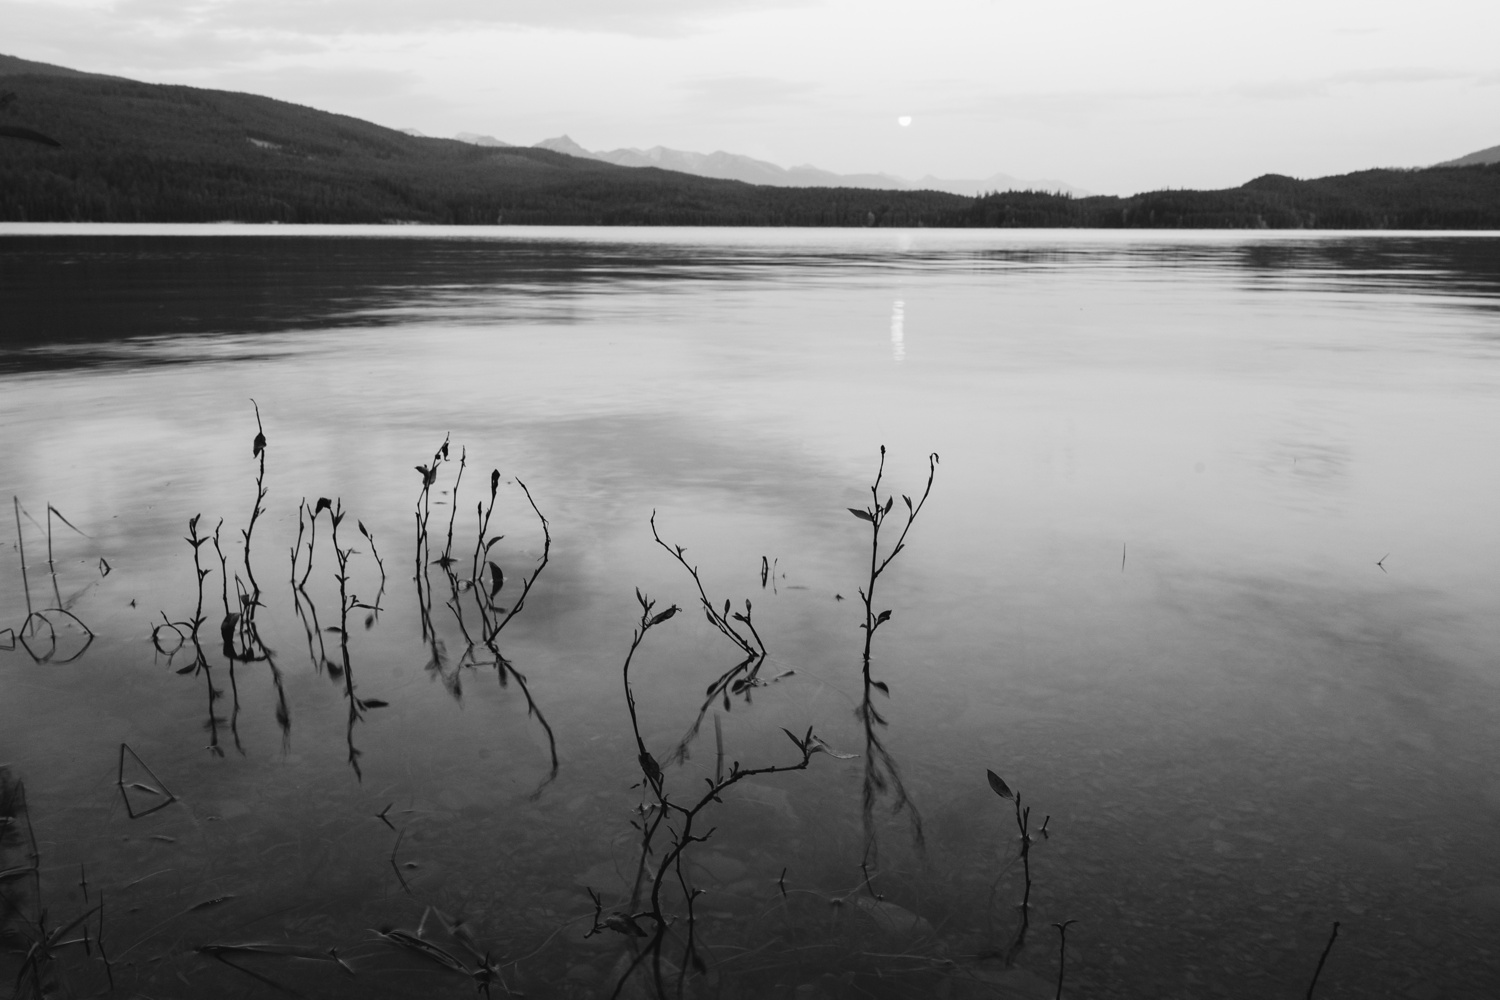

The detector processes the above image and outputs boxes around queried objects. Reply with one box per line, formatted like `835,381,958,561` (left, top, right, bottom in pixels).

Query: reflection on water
890,298,905,363
2,226,1500,998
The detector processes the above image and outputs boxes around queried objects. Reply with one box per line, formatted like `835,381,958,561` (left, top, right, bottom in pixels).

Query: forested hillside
0,74,974,225
2,68,1498,227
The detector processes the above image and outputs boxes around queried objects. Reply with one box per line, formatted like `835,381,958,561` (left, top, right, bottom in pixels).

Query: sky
5,0,1499,194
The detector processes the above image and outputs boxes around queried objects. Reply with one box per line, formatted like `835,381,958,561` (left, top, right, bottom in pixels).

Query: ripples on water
2,225,1499,999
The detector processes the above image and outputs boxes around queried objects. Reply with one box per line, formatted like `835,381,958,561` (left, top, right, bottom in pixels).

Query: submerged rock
847,895,934,942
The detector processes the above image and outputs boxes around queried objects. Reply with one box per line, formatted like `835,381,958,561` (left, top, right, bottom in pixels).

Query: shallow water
2,225,1499,999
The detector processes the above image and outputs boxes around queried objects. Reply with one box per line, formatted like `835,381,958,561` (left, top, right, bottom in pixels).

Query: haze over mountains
450,132,1090,197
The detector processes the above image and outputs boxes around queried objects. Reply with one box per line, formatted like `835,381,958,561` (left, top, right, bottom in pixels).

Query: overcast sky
6,0,1498,193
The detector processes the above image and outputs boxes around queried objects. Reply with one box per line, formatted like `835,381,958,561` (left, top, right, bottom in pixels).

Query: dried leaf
809,737,859,760
188,895,236,912
604,913,647,938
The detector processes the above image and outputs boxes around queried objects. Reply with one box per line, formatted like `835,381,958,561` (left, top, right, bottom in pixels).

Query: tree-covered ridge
2,71,1498,227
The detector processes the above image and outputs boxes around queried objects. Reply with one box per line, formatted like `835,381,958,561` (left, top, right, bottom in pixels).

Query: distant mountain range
464,133,1088,197
4,51,1500,228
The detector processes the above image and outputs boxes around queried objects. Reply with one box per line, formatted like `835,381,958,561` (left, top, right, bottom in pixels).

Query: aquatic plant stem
851,447,937,862
14,496,33,629
1306,921,1340,999
1053,920,1076,999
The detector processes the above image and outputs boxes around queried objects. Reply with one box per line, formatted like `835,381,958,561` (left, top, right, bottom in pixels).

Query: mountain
0,62,975,225
0,53,118,80
3,53,1499,227
1437,143,1500,168
455,132,512,148
532,134,1086,194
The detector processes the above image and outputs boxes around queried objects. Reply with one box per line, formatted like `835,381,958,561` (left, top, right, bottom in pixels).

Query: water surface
2,225,1499,999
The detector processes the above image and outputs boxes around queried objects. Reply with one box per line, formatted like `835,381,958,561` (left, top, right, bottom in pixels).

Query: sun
898,116,913,127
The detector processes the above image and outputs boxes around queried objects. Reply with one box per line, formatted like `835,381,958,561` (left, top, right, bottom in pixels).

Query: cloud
110,0,822,40
677,75,819,110
213,64,426,104
1,0,325,73
1233,67,1469,102
5,0,825,82
942,87,1177,126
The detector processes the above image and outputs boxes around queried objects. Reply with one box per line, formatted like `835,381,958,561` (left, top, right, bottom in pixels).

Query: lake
2,225,1498,1000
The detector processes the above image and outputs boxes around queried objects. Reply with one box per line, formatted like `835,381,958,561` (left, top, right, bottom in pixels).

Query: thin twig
1305,921,1340,1000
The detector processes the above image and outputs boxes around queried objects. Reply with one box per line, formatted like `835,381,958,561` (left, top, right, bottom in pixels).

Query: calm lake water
2,225,1499,999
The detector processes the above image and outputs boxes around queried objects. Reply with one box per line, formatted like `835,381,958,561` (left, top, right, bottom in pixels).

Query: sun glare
898,115,912,127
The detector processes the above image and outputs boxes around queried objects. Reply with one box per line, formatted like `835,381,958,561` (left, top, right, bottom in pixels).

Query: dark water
2,225,1499,999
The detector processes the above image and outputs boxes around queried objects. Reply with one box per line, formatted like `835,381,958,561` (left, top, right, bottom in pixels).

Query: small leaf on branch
781,728,806,752
252,431,266,457
808,737,859,760
884,496,894,514
604,914,647,938
315,497,332,515
648,605,680,626
487,562,504,597
360,699,389,709
872,680,890,695
848,508,874,522
875,609,892,625
986,769,1014,799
